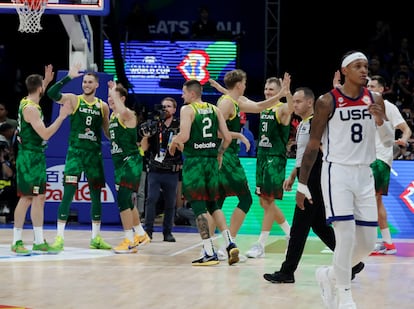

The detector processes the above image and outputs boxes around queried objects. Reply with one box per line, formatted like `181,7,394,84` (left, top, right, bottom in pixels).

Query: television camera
139,104,168,137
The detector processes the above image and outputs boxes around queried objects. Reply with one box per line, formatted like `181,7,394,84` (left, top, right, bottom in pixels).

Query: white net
13,0,48,33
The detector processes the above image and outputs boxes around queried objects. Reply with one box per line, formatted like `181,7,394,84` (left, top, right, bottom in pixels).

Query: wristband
297,182,312,199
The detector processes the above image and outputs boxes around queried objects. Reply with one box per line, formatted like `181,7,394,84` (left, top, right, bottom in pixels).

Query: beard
83,89,95,96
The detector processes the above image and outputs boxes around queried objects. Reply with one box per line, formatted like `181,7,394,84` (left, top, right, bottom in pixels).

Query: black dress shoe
351,262,364,280
146,231,153,240
163,233,176,242
263,271,295,283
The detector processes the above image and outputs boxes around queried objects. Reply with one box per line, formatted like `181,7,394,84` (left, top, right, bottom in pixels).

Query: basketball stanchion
12,0,48,33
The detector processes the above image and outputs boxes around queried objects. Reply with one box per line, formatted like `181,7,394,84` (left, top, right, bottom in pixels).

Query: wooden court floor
0,226,413,309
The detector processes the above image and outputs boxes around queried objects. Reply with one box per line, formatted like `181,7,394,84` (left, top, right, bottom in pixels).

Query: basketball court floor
0,224,413,309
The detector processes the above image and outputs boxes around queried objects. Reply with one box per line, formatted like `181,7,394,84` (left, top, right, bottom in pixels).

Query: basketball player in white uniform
296,51,394,309
367,75,411,255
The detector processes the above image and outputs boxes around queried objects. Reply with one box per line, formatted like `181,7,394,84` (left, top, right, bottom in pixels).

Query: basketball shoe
32,241,61,254
113,238,138,254
371,241,397,255
134,233,151,247
192,252,219,266
11,240,31,256
90,235,112,250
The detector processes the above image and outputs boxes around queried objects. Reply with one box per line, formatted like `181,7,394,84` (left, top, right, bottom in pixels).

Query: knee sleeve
333,220,355,287
58,184,77,221
237,192,252,214
117,186,133,212
353,225,377,265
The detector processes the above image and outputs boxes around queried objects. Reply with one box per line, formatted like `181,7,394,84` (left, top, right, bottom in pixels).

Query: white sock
258,231,270,247
125,229,134,243
280,221,291,236
133,223,146,236
221,229,233,247
56,222,66,238
13,227,23,244
203,238,215,256
33,226,44,245
380,228,392,244
92,222,101,239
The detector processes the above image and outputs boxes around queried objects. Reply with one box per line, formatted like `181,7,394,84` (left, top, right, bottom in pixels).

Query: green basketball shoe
90,235,112,250
11,240,31,256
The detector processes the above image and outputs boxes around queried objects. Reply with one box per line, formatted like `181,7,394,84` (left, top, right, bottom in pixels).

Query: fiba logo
177,50,210,84
400,181,414,214
45,164,115,203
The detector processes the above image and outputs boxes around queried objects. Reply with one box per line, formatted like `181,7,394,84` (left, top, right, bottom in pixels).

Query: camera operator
140,97,182,242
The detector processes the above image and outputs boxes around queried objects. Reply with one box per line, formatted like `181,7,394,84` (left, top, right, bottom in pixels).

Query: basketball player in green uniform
106,81,150,253
12,65,72,255
47,63,111,251
245,77,293,258
169,79,238,266
209,71,291,260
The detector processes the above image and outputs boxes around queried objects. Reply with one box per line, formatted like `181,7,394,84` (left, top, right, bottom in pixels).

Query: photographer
140,97,182,242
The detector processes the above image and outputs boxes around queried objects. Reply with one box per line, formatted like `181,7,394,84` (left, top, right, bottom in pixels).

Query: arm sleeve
47,75,72,101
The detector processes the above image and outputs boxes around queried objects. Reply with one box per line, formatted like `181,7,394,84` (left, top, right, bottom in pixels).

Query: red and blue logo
177,50,210,85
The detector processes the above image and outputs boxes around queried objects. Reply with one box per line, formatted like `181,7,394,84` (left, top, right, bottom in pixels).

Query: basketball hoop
12,0,48,33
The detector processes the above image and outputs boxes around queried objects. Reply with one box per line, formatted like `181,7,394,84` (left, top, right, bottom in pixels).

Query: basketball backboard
0,0,109,15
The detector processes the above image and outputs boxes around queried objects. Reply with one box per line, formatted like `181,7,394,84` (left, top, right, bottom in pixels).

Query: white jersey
321,87,377,165
375,99,405,167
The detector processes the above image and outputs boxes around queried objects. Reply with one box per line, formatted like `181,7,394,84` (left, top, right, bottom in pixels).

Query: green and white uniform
256,102,290,199
63,95,105,188
57,95,106,222
217,95,250,198
182,102,220,202
16,98,47,196
109,113,142,191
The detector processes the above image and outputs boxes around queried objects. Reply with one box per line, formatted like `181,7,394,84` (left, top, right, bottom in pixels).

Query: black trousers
145,171,179,235
280,157,336,275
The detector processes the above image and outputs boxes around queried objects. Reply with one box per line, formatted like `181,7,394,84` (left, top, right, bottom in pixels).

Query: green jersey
69,95,104,151
257,102,290,157
218,94,240,154
17,98,46,152
183,102,220,158
109,113,139,164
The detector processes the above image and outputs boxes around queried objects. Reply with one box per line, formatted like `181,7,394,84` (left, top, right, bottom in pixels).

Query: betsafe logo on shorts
177,50,210,84
45,164,115,203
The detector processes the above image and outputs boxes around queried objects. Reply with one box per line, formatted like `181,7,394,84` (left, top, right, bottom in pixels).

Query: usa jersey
322,87,377,165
